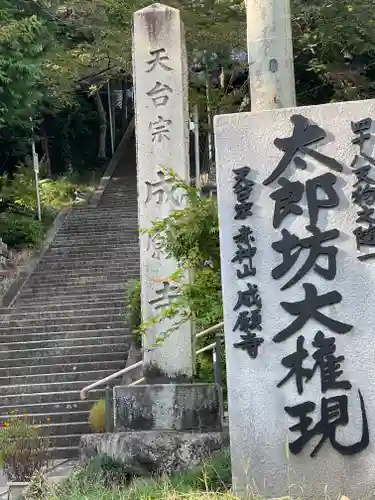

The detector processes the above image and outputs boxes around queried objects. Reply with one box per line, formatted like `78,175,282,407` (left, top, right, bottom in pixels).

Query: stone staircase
0,142,139,459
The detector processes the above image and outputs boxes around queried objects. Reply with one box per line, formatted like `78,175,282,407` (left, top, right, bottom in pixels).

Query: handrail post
213,333,222,387
105,385,112,433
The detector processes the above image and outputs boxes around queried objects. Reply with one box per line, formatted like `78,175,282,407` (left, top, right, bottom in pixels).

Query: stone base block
114,383,223,432
80,430,229,475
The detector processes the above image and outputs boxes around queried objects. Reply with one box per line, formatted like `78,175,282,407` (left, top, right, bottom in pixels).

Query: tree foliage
0,2,48,128
293,0,375,104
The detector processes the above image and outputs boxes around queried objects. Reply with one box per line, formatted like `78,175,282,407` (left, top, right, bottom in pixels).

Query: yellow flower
46,418,51,422
4,423,9,427
33,426,39,430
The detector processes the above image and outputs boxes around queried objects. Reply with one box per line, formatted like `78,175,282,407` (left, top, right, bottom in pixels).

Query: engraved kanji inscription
149,281,179,311
274,283,353,343
150,116,172,142
147,81,173,107
263,115,343,186
146,48,172,72
145,170,181,206
285,390,369,457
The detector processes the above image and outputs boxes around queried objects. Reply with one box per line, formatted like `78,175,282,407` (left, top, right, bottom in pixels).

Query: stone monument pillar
132,2,193,381
80,3,228,474
214,100,375,499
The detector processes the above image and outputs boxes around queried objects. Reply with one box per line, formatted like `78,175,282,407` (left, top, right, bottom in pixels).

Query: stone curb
89,116,135,208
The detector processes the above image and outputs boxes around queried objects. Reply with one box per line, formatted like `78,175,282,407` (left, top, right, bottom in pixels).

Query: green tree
0,2,49,128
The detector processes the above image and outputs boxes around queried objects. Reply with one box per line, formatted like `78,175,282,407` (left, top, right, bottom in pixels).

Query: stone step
46,245,139,255
58,226,139,234
69,205,137,213
0,306,123,321
48,434,83,448
0,389,104,407
60,224,139,232
0,321,126,334
13,297,126,309
0,351,126,368
41,250,139,265
0,342,128,361
66,211,138,216
22,281,128,294
49,243,138,251
0,368,119,386
0,410,90,425
53,236,139,245
54,232,138,239
0,328,128,343
16,289,126,303
49,447,79,460
0,359,125,378
2,299,125,313
37,422,91,437
27,271,138,285
0,399,98,416
0,313,124,328
0,335,128,352
0,379,107,396
35,260,139,271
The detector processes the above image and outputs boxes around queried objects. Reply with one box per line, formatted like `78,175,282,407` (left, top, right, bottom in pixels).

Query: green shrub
89,400,110,434
0,213,43,248
125,279,142,346
0,414,48,482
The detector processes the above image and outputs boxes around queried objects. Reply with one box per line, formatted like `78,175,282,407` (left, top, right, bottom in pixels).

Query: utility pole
107,80,115,156
193,104,201,194
246,0,296,111
31,137,42,222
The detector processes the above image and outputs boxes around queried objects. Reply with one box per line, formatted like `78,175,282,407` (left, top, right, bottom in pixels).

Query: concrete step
0,328,129,343
0,342,128,361
68,206,137,214
52,237,139,245
0,379,107,396
0,321,126,334
0,306,124,321
0,351,126,368
53,233,138,242
48,434,84,448
16,289,126,303
22,283,131,295
27,271,138,285
58,227,139,235
46,247,139,256
0,313,124,328
0,368,119,386
39,252,139,267
0,359,125,377
35,260,139,271
0,410,90,425
0,398,100,416
0,335,128,351
1,389,105,407
49,447,79,460
60,224,139,232
2,299,125,313
38,422,91,437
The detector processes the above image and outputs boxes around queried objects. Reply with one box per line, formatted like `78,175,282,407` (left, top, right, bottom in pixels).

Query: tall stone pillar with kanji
132,3,193,380
80,3,227,472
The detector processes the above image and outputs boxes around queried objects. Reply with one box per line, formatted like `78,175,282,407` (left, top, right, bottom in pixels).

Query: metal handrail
80,322,224,401
80,360,143,400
